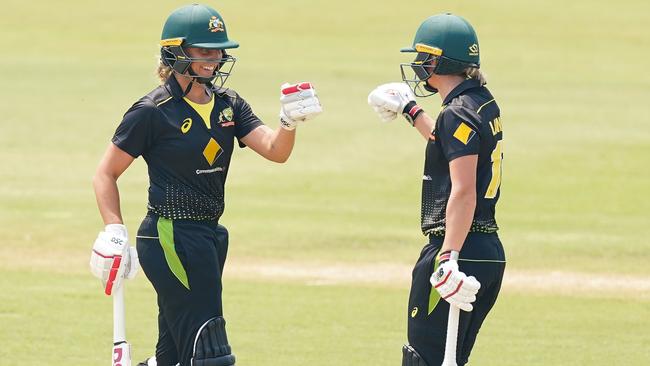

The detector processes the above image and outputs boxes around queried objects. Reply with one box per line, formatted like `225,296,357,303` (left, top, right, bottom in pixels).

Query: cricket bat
441,304,460,366
112,284,131,366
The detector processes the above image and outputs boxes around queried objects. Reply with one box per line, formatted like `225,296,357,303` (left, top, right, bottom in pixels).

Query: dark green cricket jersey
422,79,503,236
112,76,263,221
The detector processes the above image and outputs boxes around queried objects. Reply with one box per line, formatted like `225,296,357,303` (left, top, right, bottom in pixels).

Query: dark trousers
407,232,506,366
136,213,229,366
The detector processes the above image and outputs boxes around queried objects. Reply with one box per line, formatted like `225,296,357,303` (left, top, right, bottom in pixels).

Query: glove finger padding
430,251,482,312
463,275,481,292
368,88,401,112
368,82,416,124
124,246,139,280
90,226,130,295
282,98,323,120
448,298,474,312
279,82,322,129
379,110,397,122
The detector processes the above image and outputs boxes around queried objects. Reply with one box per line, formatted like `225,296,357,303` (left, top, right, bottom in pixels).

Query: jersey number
485,140,503,199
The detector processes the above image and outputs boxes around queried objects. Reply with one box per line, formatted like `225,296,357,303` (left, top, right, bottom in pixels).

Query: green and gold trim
160,37,184,47
427,254,444,314
415,43,443,56
157,218,190,290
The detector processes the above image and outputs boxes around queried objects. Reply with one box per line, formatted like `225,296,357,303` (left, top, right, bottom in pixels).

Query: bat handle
113,284,126,344
441,305,460,366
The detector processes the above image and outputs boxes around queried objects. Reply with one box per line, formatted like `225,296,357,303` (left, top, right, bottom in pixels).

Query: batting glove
367,82,423,125
279,82,323,130
89,224,138,295
430,250,481,312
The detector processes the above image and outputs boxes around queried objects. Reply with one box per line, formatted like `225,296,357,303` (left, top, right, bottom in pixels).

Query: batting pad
191,317,236,366
402,344,428,366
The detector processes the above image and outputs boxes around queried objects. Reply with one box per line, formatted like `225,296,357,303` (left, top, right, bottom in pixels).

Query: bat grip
113,284,127,344
441,305,460,366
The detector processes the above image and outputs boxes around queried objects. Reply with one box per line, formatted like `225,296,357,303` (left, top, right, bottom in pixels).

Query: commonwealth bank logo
203,138,223,166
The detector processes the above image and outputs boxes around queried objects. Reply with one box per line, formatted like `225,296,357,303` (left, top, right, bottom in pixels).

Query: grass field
1,0,649,365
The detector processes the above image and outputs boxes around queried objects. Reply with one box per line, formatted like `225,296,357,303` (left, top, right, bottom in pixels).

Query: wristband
402,101,424,126
437,250,459,265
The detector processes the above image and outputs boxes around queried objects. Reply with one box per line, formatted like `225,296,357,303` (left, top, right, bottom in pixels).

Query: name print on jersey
489,117,502,136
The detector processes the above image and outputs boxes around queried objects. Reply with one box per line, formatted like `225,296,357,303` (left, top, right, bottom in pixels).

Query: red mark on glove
282,82,313,95
104,255,122,295
443,279,464,300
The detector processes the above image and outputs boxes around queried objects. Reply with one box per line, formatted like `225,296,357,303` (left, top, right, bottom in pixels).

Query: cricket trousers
136,213,229,366
407,232,506,366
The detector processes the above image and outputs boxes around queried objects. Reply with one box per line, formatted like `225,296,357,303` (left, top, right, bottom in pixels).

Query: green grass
1,0,649,364
1,270,648,365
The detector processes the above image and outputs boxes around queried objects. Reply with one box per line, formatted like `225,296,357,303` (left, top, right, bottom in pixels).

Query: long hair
156,60,173,84
464,67,487,85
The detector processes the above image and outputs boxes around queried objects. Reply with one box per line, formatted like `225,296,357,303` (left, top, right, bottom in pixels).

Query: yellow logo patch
453,122,476,145
181,118,192,134
411,307,418,318
202,138,222,166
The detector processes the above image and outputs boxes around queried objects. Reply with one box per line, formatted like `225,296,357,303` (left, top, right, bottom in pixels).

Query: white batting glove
279,82,323,130
367,82,423,125
125,246,139,280
89,224,138,295
430,250,481,312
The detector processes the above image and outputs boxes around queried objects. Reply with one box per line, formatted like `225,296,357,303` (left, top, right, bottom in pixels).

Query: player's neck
175,74,211,104
431,75,465,101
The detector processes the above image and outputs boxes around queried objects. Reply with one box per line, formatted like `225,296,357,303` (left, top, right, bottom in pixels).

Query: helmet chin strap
423,83,438,94
177,69,215,97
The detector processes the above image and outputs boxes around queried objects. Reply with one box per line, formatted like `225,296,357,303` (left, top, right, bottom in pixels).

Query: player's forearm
413,112,437,140
93,172,124,225
261,126,296,163
441,188,476,252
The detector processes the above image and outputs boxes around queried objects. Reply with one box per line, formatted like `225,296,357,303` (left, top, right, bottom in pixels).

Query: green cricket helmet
400,13,480,96
160,4,239,87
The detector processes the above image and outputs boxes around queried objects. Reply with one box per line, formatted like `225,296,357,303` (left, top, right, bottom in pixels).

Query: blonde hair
464,67,487,85
156,60,173,84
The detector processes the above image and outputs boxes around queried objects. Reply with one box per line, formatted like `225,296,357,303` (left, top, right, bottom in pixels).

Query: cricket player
89,4,322,365
368,13,506,366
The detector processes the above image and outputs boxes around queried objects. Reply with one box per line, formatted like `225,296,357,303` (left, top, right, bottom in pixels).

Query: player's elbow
450,184,476,204
92,167,118,190
269,153,290,163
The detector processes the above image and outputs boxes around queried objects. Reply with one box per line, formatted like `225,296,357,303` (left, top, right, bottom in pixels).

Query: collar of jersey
164,75,187,100
442,79,483,106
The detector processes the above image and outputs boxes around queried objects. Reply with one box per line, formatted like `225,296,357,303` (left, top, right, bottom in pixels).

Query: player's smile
185,47,223,77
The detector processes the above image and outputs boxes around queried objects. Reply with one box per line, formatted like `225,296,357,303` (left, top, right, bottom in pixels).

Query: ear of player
90,224,139,295
367,82,424,126
279,82,323,130
430,250,481,312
